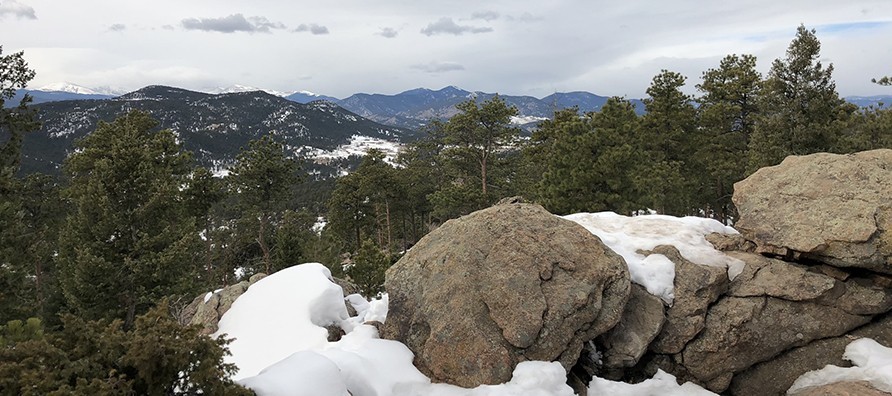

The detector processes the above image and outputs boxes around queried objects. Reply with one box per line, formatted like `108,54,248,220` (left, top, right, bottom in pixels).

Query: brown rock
380,203,630,388
730,311,892,396
598,284,665,369
789,381,891,396
650,245,729,354
681,296,870,392
732,149,892,272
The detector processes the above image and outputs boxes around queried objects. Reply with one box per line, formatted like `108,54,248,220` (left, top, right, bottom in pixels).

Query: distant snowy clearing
307,135,403,165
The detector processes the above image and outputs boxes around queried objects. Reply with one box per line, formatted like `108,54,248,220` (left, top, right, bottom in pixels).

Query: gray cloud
470,11,500,21
411,61,465,73
505,12,543,22
108,23,126,32
181,13,285,33
294,23,329,35
421,17,493,36
378,27,398,38
0,0,36,19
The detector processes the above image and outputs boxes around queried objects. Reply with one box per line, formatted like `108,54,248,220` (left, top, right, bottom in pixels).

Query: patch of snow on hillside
510,115,548,125
788,338,892,394
312,135,403,165
563,212,745,304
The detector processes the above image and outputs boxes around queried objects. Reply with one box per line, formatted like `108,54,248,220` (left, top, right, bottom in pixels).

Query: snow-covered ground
510,115,549,125
309,135,403,165
210,211,887,395
563,212,744,304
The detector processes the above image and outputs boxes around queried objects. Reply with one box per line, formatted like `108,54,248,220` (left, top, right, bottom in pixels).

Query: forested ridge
0,25,890,393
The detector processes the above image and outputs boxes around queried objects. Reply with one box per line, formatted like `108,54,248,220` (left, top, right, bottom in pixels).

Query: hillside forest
0,25,890,393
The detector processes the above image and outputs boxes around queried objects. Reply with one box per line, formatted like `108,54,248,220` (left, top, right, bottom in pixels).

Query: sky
1,0,891,99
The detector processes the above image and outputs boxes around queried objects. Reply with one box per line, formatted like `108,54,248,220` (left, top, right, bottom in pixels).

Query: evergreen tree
58,111,201,329
346,239,390,296
636,70,698,215
0,46,39,188
0,305,252,395
228,135,301,274
430,96,520,220
328,149,400,252
749,25,849,169
696,54,762,221
272,209,317,272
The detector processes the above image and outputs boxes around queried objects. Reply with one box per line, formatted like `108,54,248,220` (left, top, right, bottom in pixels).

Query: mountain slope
22,86,411,175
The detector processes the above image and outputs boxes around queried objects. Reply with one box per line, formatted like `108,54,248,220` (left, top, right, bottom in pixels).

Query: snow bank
563,212,745,304
223,262,720,395
214,263,349,380
589,369,717,395
787,338,892,394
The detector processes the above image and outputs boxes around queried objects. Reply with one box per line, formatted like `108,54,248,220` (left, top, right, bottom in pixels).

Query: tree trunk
258,213,271,274
481,154,488,196
385,201,392,253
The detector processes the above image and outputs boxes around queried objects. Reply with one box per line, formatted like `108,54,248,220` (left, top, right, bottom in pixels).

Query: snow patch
311,135,403,165
563,212,745,304
510,115,548,125
589,369,717,395
788,338,892,394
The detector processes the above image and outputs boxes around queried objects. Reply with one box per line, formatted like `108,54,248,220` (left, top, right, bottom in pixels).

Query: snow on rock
589,369,718,396
214,263,349,380
563,212,745,304
787,338,892,394
222,261,731,395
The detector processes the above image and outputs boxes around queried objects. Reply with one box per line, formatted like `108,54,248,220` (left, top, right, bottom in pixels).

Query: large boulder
676,252,892,392
181,273,267,334
381,202,630,388
730,311,892,396
732,149,892,272
597,284,664,370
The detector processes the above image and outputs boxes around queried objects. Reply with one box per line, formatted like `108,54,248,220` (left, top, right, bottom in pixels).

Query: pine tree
636,70,698,215
346,239,390,296
749,25,850,170
228,135,301,274
429,96,520,220
58,110,201,329
696,54,762,221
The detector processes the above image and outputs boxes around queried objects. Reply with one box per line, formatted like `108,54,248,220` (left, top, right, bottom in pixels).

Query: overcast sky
2,0,891,98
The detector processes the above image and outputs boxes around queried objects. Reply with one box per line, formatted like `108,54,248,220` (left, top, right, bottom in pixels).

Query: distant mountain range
13,83,891,131
21,86,411,176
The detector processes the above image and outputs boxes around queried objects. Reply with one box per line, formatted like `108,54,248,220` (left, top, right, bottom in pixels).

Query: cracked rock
380,202,630,388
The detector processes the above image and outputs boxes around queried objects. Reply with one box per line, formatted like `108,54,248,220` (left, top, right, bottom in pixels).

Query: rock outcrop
381,202,630,388
181,273,268,335
577,150,892,394
733,149,892,272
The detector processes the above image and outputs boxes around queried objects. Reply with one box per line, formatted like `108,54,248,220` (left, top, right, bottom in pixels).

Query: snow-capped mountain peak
35,82,101,95
212,84,294,97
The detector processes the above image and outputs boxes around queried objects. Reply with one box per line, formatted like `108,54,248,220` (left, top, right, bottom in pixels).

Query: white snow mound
787,338,892,394
563,212,745,304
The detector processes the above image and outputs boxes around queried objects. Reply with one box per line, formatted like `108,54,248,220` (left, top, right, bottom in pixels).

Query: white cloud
411,61,466,73
420,17,493,36
294,23,329,35
0,0,36,19
181,14,285,33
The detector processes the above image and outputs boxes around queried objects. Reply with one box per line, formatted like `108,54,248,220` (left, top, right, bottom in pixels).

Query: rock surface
648,245,729,355
598,284,664,369
730,312,892,396
788,381,892,396
732,149,892,272
381,202,630,388
181,274,267,334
